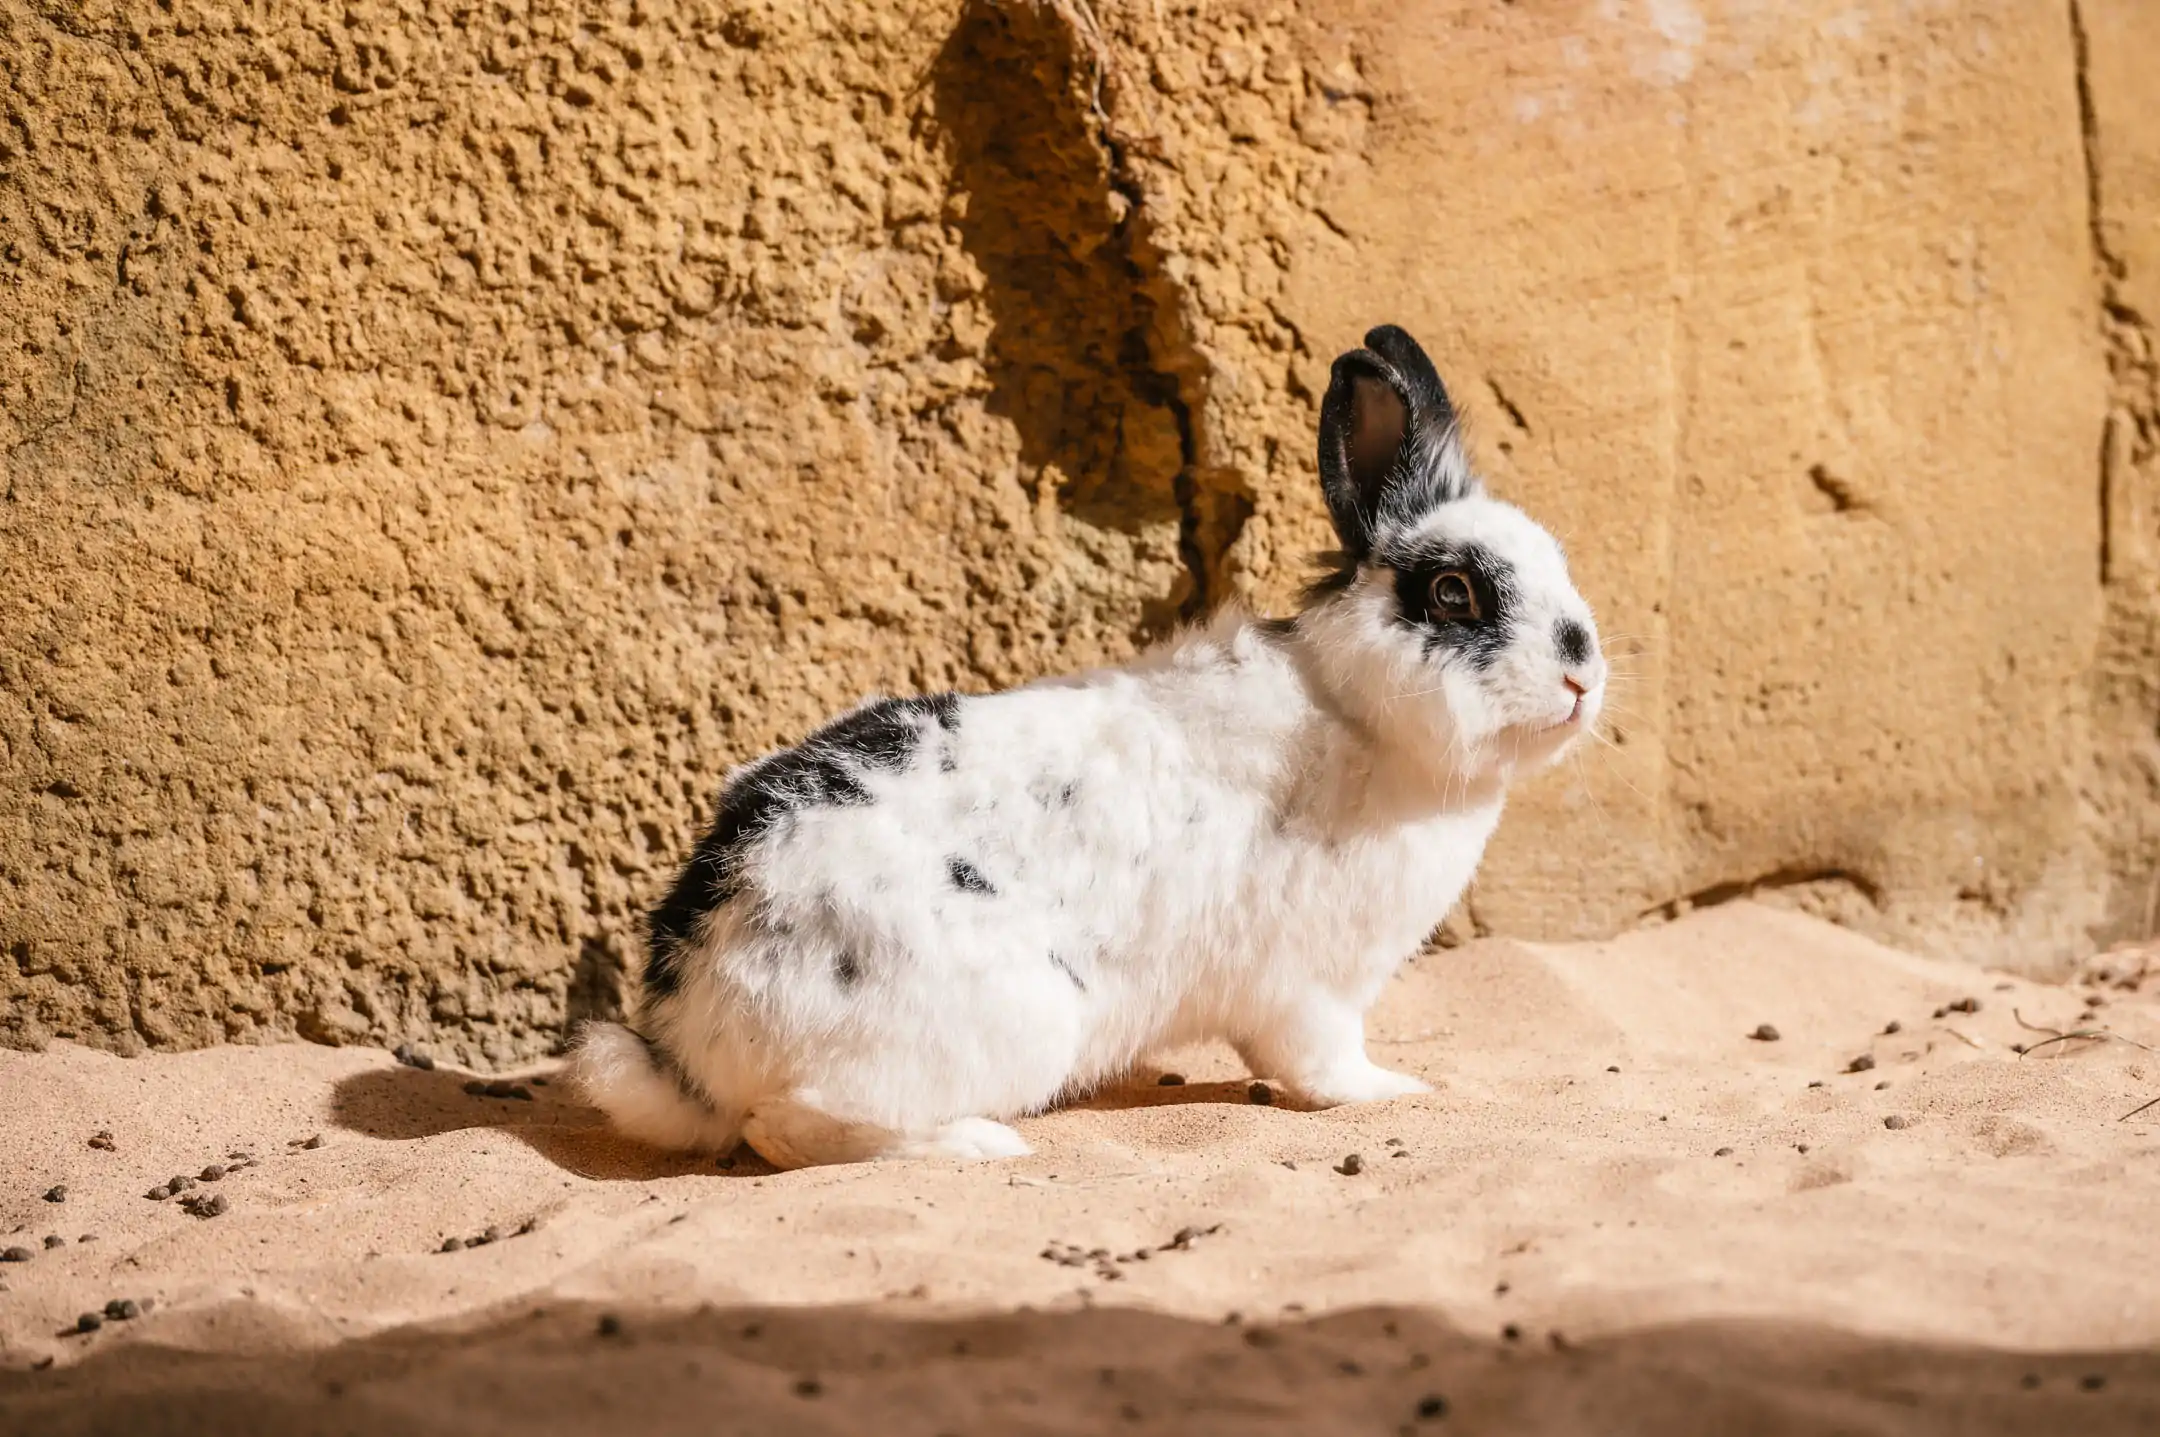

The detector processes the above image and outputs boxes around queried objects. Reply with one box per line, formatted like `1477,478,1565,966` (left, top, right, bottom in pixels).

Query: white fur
575,341,1606,1171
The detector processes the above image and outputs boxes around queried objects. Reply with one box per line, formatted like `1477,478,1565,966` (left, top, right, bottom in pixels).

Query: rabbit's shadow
327,1063,774,1181
1061,1074,1292,1114
329,1060,1279,1179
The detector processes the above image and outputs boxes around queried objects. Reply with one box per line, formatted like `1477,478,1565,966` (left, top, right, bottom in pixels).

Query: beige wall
3,0,2154,1064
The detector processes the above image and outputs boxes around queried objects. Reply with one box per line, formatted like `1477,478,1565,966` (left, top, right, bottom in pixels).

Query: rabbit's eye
1429,570,1481,622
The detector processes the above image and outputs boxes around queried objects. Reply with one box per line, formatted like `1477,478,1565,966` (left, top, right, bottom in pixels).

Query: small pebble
1386,1137,1403,1147
78,1234,97,1244
1807,1080,1825,1089
1749,1024,1780,1042
1248,1082,1273,1106
1415,1395,1449,1420
104,1299,140,1321
1494,1280,1510,1295
43,1185,66,1203
43,1235,64,1250
1605,1065,1620,1074
1846,1055,1876,1073
793,1376,823,1398
1883,1115,1909,1130
2081,1374,2107,1392
75,1312,102,1334
1713,1147,1734,1157
393,1042,436,1071
1501,1323,1522,1342
1883,1020,1902,1035
440,1237,464,1253
200,1165,225,1182
1949,997,1980,1014
2012,1042,2028,1054
1795,1144,1810,1154
1875,1080,1891,1091
168,1175,195,1192
596,1314,622,1337
145,1185,170,1201
1336,1154,1364,1176
87,1131,115,1151
1,1247,33,1263
183,1193,228,1218
1157,1073,1185,1086
302,1135,323,1150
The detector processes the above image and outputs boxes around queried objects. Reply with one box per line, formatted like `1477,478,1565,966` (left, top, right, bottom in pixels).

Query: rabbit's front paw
1290,1063,1432,1108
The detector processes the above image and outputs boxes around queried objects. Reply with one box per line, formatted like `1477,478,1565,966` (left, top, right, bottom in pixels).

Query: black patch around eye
1383,539,1517,672
946,856,996,895
642,693,964,999
1554,617,1592,666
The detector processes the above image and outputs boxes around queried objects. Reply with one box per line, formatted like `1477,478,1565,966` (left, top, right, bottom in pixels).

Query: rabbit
571,323,1607,1170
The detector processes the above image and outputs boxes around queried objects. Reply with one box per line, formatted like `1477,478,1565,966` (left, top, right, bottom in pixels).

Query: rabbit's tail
569,1021,743,1153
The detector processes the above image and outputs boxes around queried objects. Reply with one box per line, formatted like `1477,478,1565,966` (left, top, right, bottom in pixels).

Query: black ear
1316,324,1475,558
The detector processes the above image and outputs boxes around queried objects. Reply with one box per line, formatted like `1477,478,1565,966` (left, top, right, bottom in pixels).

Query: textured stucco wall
3,0,2155,1065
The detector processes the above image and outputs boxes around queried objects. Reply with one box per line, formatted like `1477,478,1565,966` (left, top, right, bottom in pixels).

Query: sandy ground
2,901,2157,1435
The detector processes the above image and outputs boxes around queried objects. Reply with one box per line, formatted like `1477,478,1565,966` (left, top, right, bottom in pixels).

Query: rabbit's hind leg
740,1094,1030,1171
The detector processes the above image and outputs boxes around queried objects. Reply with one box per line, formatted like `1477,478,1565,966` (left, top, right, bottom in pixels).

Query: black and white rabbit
573,324,1606,1169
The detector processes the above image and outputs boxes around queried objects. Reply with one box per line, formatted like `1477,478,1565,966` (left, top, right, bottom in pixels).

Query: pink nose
1563,676,1587,696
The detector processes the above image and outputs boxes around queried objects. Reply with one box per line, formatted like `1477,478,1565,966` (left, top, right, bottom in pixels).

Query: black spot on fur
1048,952,1088,993
946,856,995,895
834,951,861,988
1383,537,1518,672
644,694,961,998
1554,616,1592,666
817,693,961,771
635,1028,713,1108
1058,781,1078,808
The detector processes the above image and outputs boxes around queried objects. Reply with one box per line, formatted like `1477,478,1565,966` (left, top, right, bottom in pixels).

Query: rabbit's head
1298,325,1606,783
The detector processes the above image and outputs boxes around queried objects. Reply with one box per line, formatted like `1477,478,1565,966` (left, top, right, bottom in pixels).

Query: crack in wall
932,0,1240,640
1054,0,1249,622
2069,0,2160,945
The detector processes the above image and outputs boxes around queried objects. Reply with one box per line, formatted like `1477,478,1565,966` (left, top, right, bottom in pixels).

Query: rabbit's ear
1317,324,1476,557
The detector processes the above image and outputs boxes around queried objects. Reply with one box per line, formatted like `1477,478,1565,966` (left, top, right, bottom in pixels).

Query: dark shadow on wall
928,0,1198,628
561,934,631,1044
3,1297,2154,1435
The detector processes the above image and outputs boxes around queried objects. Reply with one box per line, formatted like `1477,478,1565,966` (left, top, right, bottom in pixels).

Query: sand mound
3,903,2157,1433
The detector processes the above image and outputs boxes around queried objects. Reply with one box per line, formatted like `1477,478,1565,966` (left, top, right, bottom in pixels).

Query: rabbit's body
576,324,1605,1169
